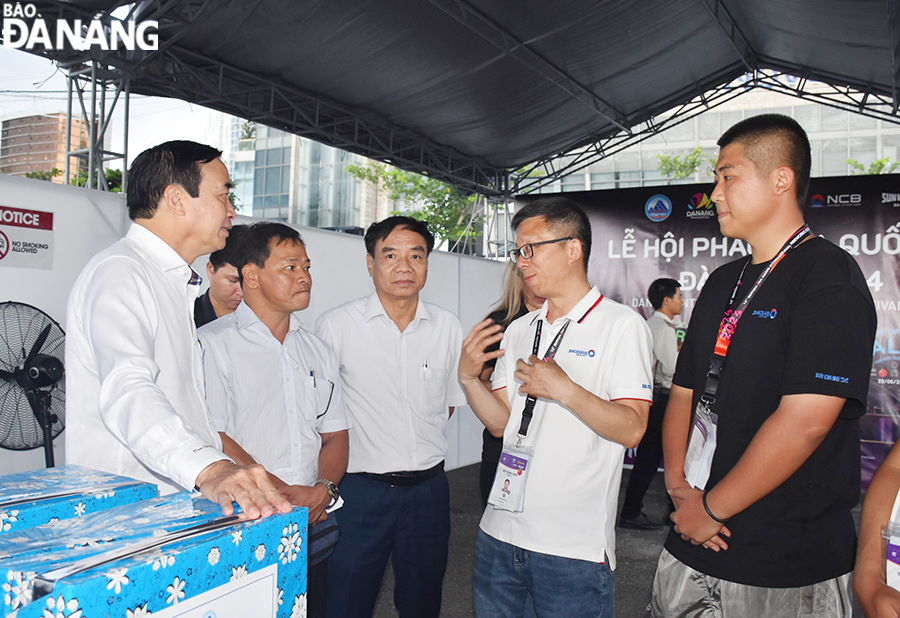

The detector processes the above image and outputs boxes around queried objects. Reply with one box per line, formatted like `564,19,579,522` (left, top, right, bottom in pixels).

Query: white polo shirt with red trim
482,286,653,566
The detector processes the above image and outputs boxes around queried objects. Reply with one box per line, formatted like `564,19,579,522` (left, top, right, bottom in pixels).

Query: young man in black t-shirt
651,114,876,617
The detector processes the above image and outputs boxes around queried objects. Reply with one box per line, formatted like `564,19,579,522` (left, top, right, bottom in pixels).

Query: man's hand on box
196,460,292,519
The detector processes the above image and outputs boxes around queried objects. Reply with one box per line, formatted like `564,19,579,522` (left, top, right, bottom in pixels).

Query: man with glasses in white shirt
460,196,653,618
66,141,290,519
199,221,350,617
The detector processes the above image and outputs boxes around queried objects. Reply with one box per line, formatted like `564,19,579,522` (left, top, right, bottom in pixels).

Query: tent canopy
24,0,900,195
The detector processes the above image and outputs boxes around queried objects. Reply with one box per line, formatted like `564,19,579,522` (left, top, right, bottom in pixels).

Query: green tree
656,146,715,180
345,163,483,248
73,167,123,192
24,168,63,181
847,157,900,175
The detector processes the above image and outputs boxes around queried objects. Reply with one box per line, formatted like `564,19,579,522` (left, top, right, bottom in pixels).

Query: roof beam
888,0,900,114
698,0,757,72
427,0,629,132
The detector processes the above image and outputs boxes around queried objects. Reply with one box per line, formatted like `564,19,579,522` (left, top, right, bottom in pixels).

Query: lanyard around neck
515,294,603,444
702,225,812,404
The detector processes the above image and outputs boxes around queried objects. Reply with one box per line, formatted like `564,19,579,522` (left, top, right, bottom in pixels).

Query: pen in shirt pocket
422,360,430,380
309,369,316,388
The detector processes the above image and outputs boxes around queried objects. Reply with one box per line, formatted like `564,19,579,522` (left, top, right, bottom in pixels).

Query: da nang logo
645,195,672,222
2,3,158,51
686,192,716,219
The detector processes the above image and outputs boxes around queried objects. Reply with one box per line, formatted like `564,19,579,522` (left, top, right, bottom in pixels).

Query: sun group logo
811,193,862,208
751,308,778,319
645,194,672,222
567,348,596,358
686,192,716,219
883,192,900,208
2,3,158,51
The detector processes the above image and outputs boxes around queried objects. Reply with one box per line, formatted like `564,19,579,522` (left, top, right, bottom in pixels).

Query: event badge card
488,445,533,513
684,400,718,490
884,488,900,590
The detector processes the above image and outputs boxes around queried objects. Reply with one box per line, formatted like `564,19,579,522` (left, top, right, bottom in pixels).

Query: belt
358,461,444,487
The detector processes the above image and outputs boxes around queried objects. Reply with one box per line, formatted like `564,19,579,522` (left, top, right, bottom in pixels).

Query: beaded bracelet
702,491,729,524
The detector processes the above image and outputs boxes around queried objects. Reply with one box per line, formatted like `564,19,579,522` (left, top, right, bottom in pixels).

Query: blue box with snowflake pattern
0,465,157,535
0,491,308,618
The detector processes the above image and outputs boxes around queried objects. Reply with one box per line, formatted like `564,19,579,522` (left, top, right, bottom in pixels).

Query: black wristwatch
317,478,339,507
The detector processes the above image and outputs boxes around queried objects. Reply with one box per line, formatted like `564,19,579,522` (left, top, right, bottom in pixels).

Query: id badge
684,399,718,490
488,444,533,513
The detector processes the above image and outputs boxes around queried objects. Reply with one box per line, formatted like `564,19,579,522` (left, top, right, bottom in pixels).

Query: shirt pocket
413,362,448,419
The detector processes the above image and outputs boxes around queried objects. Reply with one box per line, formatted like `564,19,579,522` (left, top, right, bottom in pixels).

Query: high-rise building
215,116,395,230
0,113,89,184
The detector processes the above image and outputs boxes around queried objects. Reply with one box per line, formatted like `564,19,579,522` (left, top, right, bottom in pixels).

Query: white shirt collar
531,286,603,326
126,223,194,280
364,291,433,326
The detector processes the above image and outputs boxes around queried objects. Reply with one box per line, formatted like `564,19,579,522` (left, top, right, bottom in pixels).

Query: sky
0,47,228,169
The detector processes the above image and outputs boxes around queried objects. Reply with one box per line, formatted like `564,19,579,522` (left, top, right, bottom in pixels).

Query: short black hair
127,140,223,221
208,224,247,271
236,222,304,285
364,216,435,256
511,197,592,270
648,278,681,310
718,113,811,206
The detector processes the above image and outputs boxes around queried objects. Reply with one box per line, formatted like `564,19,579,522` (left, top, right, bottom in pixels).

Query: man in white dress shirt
199,221,350,617
619,277,683,530
66,140,290,519
315,216,466,618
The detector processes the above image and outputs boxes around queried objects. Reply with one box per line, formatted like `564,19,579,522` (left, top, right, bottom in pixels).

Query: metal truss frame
508,69,900,196
19,1,900,200
64,61,129,191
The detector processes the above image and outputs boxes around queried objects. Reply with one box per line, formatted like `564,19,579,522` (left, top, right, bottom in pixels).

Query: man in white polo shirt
315,216,466,618
460,196,654,617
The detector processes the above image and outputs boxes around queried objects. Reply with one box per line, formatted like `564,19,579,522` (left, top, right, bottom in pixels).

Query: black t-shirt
664,236,877,587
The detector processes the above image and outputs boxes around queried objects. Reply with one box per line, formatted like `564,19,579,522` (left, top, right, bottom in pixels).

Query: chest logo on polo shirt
567,348,595,358
750,308,778,319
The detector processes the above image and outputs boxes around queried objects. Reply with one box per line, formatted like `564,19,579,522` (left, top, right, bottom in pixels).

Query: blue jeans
473,529,615,618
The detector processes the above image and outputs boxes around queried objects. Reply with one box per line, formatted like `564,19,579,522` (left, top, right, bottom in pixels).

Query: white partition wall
1,175,505,475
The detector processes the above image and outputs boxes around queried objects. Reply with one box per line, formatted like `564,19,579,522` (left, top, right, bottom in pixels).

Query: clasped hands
669,485,731,552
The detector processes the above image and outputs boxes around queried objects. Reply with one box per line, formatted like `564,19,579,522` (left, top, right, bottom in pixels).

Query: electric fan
0,301,66,467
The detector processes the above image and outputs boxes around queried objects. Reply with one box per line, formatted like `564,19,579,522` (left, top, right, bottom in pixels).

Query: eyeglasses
508,237,574,261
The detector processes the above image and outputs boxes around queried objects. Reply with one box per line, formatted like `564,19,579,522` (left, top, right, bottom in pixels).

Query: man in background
194,223,246,328
620,277,683,531
66,140,290,518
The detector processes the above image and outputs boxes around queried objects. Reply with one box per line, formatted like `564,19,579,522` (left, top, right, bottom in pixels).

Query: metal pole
64,72,73,185
123,77,130,193
88,62,97,190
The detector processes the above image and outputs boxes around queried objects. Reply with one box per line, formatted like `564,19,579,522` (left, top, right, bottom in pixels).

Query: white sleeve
198,330,234,434
83,258,227,489
445,318,468,407
649,319,678,382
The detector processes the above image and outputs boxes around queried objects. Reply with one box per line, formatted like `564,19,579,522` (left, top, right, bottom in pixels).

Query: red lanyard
700,225,811,406
713,225,811,358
